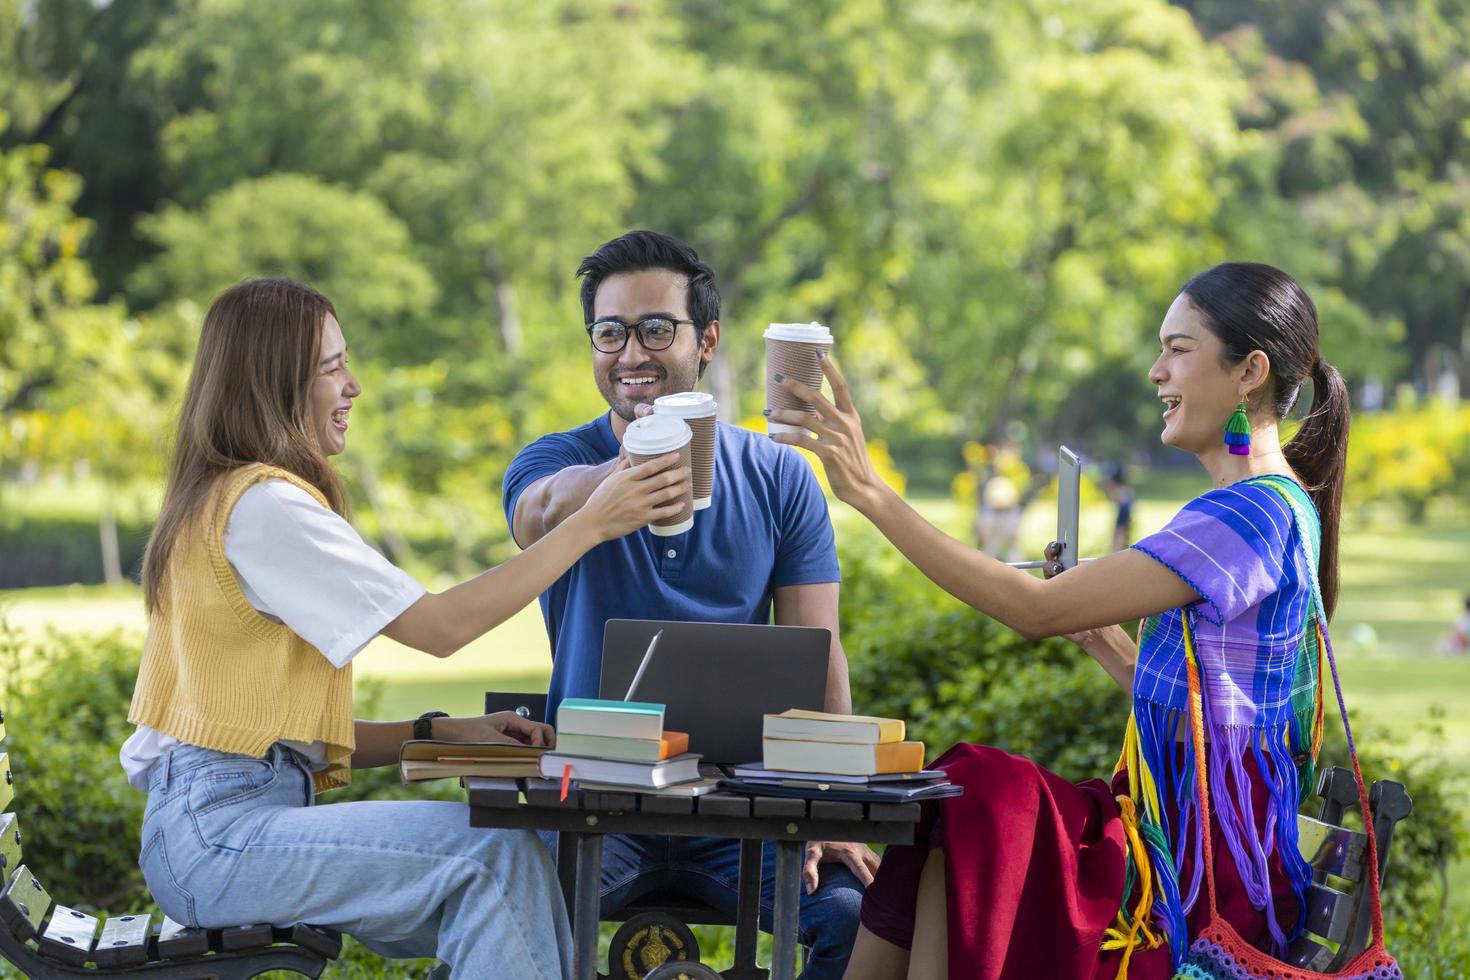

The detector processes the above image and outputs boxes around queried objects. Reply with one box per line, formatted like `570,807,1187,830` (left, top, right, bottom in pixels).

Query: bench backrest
1288,765,1412,971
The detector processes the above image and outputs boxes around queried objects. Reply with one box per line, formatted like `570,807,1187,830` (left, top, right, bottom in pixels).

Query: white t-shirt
119,480,427,791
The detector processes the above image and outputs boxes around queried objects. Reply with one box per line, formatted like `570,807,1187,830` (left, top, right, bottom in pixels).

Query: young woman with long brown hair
121,278,688,978
769,263,1352,979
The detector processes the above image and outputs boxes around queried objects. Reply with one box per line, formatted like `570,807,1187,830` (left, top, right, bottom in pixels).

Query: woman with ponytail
768,263,1349,979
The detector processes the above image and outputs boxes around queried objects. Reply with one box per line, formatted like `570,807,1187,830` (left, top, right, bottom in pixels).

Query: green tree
130,173,438,356
0,140,97,423
0,135,174,581
1179,0,1470,397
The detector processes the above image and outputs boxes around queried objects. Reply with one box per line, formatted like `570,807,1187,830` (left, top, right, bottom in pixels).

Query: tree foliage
1,0,1465,567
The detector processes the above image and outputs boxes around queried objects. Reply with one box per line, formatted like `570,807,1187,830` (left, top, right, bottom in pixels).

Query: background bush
841,522,1128,780
0,514,151,589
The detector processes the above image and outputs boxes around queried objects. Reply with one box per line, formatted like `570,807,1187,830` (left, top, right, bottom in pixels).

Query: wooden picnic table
466,777,922,980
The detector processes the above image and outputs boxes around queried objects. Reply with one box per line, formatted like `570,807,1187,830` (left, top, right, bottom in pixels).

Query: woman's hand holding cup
766,353,884,512
581,453,691,542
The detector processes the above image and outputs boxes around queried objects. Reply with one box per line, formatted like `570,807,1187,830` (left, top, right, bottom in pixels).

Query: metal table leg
729,838,766,979
769,839,803,980
573,832,604,980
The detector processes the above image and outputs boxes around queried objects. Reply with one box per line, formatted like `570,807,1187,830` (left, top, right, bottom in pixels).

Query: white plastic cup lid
622,414,693,455
653,391,718,419
764,321,833,344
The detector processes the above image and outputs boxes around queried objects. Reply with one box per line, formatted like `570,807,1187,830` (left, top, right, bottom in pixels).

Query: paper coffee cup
654,392,717,511
622,415,695,536
764,321,833,436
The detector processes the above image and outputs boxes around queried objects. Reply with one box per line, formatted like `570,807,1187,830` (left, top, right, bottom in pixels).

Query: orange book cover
873,740,925,774
658,730,689,759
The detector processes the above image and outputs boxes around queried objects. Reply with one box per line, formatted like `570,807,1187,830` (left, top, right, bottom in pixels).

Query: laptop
598,619,830,766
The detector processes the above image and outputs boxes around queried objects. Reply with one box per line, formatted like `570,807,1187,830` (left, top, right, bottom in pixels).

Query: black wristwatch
414,710,450,741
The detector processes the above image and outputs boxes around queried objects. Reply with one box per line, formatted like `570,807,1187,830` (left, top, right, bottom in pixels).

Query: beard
598,352,702,422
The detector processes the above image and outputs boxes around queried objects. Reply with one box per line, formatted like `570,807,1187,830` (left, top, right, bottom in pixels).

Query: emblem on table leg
609,912,700,980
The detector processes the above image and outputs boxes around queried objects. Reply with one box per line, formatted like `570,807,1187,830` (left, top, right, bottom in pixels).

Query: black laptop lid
598,619,829,765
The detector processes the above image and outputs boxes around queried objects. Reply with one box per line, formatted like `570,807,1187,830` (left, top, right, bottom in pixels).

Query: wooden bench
0,706,343,979
1287,765,1412,970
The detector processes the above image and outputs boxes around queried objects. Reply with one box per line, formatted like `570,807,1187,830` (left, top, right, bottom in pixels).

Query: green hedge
0,514,151,588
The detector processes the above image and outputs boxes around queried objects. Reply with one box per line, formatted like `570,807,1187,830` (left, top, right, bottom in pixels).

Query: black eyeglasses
586,317,693,354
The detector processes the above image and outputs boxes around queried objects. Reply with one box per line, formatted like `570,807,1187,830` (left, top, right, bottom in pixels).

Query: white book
555,698,665,740
762,709,905,744
578,777,722,797
539,752,702,789
761,738,924,776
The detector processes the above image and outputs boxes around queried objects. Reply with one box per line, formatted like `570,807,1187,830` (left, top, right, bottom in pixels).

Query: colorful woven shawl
1104,475,1325,975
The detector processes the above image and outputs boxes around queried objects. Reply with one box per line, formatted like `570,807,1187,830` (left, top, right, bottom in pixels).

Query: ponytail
1282,358,1350,618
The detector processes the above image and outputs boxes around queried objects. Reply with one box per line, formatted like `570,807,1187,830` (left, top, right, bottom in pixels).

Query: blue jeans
544,832,863,980
141,744,571,979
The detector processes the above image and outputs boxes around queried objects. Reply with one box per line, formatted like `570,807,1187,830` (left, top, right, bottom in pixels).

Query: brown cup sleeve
626,442,694,527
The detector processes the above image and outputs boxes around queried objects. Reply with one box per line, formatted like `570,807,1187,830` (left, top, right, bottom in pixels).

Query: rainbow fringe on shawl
1104,619,1327,978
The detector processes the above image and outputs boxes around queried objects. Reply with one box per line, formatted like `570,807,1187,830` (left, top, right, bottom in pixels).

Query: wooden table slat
697,792,753,818
464,777,522,808
637,794,694,815
581,791,638,811
867,802,923,822
523,777,583,809
751,796,809,819
809,800,864,822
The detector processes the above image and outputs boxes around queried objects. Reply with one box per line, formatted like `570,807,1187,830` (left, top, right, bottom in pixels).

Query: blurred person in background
1441,594,1470,655
1104,463,1136,553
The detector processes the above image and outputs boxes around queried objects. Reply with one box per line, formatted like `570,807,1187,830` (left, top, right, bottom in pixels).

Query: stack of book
723,709,961,803
539,698,708,793
398,739,546,783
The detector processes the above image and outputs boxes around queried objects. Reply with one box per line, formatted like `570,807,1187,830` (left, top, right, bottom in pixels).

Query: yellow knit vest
129,463,356,791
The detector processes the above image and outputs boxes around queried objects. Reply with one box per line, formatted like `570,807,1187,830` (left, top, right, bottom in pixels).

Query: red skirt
859,743,1300,980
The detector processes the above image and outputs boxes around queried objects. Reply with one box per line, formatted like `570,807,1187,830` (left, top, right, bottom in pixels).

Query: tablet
1055,445,1080,570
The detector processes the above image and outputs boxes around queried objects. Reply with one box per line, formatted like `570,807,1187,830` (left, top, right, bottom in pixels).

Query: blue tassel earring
1224,402,1251,455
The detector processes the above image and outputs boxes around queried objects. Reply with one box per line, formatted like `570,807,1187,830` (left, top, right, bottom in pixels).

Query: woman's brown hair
1181,262,1350,618
141,278,347,613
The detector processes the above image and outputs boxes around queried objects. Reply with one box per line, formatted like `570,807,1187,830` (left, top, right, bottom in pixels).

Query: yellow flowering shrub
1345,402,1470,521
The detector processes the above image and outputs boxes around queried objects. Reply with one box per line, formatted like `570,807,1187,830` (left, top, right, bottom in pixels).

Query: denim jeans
141,743,571,979
543,832,863,980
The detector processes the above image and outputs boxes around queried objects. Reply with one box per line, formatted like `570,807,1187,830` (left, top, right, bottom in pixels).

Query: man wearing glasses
503,230,870,979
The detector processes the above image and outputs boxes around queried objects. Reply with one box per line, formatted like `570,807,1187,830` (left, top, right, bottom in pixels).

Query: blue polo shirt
502,413,840,724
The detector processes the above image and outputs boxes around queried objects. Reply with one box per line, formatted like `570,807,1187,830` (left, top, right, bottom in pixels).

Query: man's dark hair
576,230,720,340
